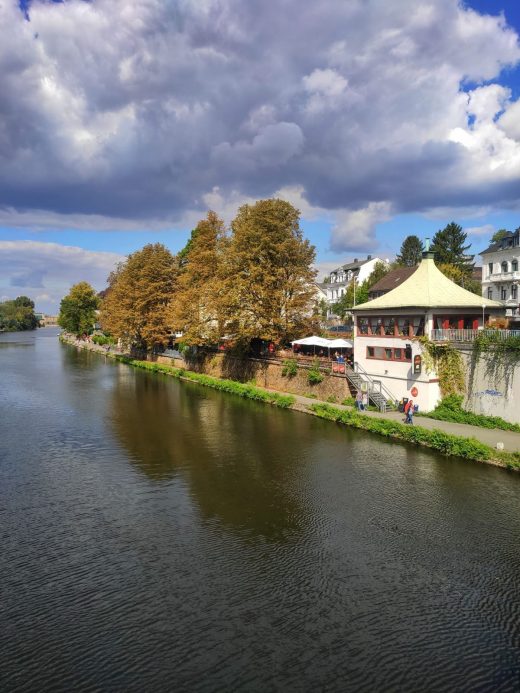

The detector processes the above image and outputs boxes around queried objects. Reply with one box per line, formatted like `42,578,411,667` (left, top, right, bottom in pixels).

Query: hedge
420,394,520,433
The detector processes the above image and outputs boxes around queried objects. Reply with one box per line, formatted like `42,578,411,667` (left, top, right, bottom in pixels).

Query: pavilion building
351,249,503,412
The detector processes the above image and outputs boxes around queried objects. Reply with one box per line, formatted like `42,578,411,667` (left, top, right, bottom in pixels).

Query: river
1,328,519,691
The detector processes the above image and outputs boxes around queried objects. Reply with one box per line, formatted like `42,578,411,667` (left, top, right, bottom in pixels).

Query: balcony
488,270,520,282
431,328,520,343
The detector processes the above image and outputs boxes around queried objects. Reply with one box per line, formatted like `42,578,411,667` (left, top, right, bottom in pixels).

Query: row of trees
60,200,318,351
0,296,39,332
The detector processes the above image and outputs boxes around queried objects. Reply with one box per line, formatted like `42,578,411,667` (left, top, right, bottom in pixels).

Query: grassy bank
308,402,520,470
114,355,296,408
418,395,520,433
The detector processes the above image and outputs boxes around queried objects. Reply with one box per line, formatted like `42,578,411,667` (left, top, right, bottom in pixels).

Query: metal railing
431,329,520,342
352,361,398,403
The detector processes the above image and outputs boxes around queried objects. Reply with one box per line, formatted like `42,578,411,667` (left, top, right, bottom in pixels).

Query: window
383,317,395,335
502,261,508,273
397,318,410,336
488,262,493,276
366,346,411,361
501,287,507,300
513,260,518,272
358,318,369,334
512,285,518,300
487,288,493,300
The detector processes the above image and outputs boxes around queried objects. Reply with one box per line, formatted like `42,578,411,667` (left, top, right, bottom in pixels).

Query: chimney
367,254,372,260
354,258,358,263
422,237,435,260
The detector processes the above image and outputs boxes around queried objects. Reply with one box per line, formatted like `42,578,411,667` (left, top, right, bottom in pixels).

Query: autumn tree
431,222,474,272
170,211,227,345
396,235,423,266
100,243,178,352
58,282,99,336
223,199,316,344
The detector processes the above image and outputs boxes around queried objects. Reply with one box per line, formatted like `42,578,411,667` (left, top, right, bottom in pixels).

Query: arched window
502,261,508,273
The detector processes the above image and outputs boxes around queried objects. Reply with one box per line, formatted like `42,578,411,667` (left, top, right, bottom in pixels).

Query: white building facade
320,255,387,309
352,251,503,412
481,229,520,317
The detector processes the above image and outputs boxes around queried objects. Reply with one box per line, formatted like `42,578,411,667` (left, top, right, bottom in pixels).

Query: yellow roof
353,256,502,311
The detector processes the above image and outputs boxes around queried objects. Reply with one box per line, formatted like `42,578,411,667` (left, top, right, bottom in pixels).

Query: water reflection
110,368,309,541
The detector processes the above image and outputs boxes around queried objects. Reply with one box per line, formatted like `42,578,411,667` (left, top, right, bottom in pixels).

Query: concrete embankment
60,334,520,470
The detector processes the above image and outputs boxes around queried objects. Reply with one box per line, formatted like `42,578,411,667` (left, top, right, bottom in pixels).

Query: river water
1,328,519,692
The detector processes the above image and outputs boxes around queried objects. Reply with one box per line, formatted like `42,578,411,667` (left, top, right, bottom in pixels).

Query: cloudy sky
1,0,520,312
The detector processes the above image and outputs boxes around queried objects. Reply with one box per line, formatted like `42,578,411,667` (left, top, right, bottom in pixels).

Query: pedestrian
405,399,414,424
361,391,368,412
355,390,363,410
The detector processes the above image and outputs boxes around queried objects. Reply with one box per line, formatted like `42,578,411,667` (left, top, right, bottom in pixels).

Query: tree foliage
58,282,99,336
491,228,509,244
222,199,316,344
396,235,423,266
100,244,178,351
331,261,389,318
437,263,481,296
431,222,474,271
170,211,227,345
0,296,39,331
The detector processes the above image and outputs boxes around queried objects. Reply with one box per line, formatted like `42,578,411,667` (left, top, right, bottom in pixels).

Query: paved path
284,392,520,453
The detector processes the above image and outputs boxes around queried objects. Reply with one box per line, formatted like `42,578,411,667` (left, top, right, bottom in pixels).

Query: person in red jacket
404,399,414,424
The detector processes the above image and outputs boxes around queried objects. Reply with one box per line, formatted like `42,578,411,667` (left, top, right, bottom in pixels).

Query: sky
1,0,520,312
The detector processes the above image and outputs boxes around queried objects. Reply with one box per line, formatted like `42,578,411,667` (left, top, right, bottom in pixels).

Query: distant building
480,229,520,317
320,255,387,312
368,266,418,300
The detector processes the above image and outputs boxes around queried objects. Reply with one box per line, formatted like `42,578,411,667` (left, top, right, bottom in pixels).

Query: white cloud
0,0,519,255
0,241,123,313
464,223,495,236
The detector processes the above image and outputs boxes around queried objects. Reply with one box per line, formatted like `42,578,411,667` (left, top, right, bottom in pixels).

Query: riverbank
60,334,520,470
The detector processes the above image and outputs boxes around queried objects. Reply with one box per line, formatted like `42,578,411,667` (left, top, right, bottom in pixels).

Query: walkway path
285,391,520,453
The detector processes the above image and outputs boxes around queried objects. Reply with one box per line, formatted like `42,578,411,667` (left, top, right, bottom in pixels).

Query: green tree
0,296,39,331
437,263,481,296
170,211,228,345
331,261,388,318
431,222,474,271
100,243,178,352
396,235,424,266
223,198,316,344
491,229,509,243
58,282,99,336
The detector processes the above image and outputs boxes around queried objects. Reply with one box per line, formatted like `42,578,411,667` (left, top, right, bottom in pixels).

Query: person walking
355,390,363,411
361,391,368,412
405,399,414,424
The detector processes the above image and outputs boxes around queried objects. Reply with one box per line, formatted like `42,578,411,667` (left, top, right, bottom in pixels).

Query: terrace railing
431,329,520,343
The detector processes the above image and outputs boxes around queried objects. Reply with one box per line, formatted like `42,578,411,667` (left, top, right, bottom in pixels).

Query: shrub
422,394,520,433
307,359,324,385
326,395,338,403
281,358,298,377
342,396,355,407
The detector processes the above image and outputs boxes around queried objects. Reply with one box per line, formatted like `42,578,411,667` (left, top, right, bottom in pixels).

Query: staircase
345,363,397,413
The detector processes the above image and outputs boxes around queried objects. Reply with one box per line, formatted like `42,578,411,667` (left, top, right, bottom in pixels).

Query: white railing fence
431,329,520,342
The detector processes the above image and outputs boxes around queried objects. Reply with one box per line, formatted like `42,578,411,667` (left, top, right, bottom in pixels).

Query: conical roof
353,255,502,311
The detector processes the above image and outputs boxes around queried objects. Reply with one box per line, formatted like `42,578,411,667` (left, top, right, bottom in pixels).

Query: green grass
114,355,295,408
419,394,520,433
308,402,519,466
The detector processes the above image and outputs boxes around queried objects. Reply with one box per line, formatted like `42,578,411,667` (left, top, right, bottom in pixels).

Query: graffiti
471,389,504,398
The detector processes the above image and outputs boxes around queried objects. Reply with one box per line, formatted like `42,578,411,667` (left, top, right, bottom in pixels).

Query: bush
326,395,338,403
342,396,355,407
307,359,324,385
92,334,115,346
281,358,298,377
421,394,520,433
